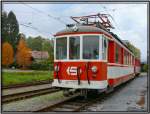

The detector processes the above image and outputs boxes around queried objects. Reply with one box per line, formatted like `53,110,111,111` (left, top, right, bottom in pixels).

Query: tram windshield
83,35,99,59
56,37,67,60
55,35,99,60
69,36,80,59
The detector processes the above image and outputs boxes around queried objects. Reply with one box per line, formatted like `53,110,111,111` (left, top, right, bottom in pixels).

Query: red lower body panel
108,73,135,87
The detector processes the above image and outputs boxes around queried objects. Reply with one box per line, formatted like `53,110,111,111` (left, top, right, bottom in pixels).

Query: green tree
2,11,9,43
43,40,54,63
26,36,54,63
143,64,148,72
126,42,141,59
7,11,19,52
26,36,43,51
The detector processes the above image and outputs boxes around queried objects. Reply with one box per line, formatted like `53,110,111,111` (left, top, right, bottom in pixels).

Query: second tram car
52,13,141,95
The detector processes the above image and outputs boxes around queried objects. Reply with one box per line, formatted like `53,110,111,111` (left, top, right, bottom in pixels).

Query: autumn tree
2,42,14,67
17,33,26,45
16,38,32,69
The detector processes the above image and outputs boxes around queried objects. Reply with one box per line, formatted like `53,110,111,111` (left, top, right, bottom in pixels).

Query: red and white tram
52,14,141,95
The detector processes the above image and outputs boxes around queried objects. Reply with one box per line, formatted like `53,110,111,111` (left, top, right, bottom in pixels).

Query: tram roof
54,25,137,58
55,25,111,36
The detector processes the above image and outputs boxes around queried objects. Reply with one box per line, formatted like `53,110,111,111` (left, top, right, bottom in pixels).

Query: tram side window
124,50,128,65
131,55,132,65
127,52,129,65
69,36,80,59
128,53,130,65
126,52,128,65
115,44,119,63
56,37,67,60
129,54,131,65
83,35,99,59
102,37,108,60
132,57,134,65
124,51,126,65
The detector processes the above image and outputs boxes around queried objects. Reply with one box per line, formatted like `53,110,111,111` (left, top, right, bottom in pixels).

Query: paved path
82,73,148,111
2,83,52,96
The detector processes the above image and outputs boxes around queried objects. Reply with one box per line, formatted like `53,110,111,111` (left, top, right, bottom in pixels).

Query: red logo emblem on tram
67,67,82,76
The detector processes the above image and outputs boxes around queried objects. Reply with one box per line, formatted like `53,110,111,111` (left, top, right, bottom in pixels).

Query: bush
10,61,19,69
143,64,148,72
141,63,148,72
29,60,53,70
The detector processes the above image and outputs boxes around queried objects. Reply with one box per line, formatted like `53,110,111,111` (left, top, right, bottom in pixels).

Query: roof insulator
66,24,78,32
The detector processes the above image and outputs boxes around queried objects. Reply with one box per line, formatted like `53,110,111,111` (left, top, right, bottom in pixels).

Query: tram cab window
69,36,80,59
102,36,108,60
56,37,67,60
83,35,99,59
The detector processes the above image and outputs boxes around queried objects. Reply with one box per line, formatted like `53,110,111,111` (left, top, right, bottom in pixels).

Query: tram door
101,35,108,81
102,35,108,61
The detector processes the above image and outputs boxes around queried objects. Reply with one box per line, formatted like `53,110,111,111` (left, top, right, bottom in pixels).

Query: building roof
30,51,49,59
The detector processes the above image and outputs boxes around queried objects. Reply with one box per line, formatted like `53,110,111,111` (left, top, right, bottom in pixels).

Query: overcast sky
3,3,148,62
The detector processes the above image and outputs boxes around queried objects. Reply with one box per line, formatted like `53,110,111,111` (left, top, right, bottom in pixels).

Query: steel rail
2,87,60,104
34,93,81,112
34,92,107,112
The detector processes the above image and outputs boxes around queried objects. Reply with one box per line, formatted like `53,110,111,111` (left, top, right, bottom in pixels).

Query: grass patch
2,71,53,86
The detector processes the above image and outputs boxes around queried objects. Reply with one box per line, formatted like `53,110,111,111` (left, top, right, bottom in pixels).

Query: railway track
2,87,60,104
35,79,135,112
35,92,106,112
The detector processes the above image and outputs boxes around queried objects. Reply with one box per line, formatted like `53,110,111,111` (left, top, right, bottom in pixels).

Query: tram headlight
54,65,59,72
91,66,98,73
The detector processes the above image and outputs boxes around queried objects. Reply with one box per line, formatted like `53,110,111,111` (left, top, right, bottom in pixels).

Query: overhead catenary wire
21,2,67,25
101,5,145,43
19,3,134,31
18,3,144,43
20,23,38,30
101,4,130,41
59,4,137,18
105,4,138,12
101,5,120,29
20,23,54,37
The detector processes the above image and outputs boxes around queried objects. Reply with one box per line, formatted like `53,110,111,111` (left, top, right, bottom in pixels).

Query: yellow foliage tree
16,38,32,69
2,42,14,67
